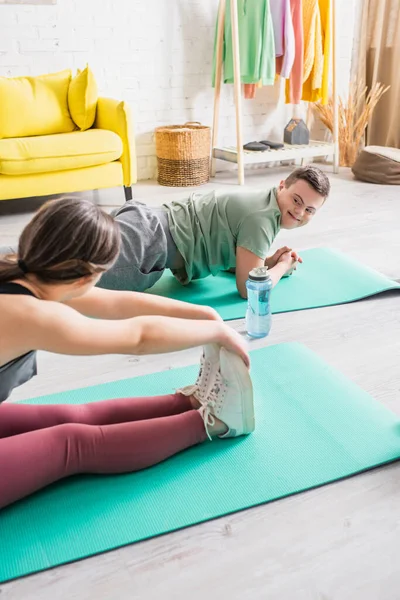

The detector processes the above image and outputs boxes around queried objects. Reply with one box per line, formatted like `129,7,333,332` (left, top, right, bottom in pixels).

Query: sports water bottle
245,266,272,339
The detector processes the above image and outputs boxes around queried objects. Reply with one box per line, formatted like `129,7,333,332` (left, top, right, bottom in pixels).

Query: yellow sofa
0,69,137,202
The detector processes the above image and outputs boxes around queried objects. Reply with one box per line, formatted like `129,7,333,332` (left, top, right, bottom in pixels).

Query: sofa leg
124,186,133,202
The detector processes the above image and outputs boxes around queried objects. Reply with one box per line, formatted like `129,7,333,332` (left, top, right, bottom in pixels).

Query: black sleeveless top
0,282,37,403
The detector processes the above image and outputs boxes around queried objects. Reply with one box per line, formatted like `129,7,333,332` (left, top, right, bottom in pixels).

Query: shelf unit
210,0,339,185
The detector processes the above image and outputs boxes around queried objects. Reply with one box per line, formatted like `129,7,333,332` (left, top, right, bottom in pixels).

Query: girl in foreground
0,197,254,510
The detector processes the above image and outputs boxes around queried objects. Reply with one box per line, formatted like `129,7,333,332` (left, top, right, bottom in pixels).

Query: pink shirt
284,0,304,103
270,0,295,77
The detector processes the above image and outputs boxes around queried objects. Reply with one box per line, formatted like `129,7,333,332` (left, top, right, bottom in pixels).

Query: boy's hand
265,246,292,269
265,247,303,269
289,250,303,264
277,250,302,275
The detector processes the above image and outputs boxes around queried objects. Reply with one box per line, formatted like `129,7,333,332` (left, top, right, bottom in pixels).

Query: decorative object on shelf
312,81,389,167
155,122,211,187
283,118,310,145
243,142,270,152
260,140,284,150
243,140,285,152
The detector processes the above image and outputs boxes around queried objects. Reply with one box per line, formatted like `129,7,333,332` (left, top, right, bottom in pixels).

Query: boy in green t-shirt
98,165,330,298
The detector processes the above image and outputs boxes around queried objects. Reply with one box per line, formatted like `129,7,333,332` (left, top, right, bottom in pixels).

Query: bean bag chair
352,146,400,184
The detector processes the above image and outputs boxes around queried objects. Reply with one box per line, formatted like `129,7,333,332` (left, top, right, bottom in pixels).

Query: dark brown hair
0,196,121,284
284,166,331,198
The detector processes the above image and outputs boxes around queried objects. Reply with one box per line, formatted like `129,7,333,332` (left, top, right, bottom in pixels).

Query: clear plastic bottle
245,266,272,339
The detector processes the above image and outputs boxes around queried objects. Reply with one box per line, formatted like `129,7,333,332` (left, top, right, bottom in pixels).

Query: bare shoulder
0,294,39,364
0,292,41,328
0,294,76,365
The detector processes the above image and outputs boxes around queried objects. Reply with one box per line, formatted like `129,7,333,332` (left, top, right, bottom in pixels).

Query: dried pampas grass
312,82,390,167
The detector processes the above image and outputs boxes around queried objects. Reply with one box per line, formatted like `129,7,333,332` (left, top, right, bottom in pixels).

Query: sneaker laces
199,405,215,441
199,371,227,440
178,353,213,400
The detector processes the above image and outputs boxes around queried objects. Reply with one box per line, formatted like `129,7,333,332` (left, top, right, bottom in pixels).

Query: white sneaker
178,343,221,402
199,347,255,439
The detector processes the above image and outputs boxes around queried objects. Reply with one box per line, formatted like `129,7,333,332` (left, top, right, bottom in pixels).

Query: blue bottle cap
248,266,271,281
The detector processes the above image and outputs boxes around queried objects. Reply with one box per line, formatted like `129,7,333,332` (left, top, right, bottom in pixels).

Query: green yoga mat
1,343,400,583
148,247,400,320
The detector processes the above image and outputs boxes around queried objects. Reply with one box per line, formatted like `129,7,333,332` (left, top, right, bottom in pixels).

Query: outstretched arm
65,287,222,322
4,297,249,366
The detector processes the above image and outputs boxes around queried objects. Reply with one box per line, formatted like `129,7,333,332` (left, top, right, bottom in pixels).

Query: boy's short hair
284,166,331,198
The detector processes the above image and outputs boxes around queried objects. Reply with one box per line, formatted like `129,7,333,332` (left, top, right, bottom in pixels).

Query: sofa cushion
0,70,76,140
352,146,400,185
0,129,123,175
68,65,98,131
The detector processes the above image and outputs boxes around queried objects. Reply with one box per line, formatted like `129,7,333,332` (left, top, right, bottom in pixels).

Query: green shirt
212,0,276,86
164,187,281,284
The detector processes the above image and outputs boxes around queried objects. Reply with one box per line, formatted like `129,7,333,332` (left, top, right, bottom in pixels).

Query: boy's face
276,179,326,229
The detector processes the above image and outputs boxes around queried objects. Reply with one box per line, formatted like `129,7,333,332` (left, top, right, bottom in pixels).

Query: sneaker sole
220,348,255,434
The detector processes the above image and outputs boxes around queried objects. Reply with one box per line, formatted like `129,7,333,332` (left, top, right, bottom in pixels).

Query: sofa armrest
94,97,137,186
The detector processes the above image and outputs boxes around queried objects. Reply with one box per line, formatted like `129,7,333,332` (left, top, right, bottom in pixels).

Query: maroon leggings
0,394,207,510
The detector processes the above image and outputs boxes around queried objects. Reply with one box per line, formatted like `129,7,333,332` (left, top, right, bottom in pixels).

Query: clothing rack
211,0,339,185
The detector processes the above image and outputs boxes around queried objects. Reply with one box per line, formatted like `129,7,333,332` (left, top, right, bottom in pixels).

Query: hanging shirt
285,0,304,104
319,0,331,105
301,0,324,98
164,188,282,284
212,0,276,86
271,0,295,78
302,0,330,104
0,283,37,403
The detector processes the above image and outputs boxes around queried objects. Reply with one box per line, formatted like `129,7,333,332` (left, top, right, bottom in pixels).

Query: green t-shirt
164,187,281,284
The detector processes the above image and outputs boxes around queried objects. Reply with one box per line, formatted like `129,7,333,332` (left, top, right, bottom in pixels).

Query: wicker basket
155,122,211,187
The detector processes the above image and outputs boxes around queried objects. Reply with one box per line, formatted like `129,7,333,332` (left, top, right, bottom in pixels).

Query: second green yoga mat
1,342,400,582
148,247,400,320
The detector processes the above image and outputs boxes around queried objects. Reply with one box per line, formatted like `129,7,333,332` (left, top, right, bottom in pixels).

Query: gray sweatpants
98,201,179,292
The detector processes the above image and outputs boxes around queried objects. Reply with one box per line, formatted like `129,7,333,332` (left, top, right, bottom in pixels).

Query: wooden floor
1,166,400,600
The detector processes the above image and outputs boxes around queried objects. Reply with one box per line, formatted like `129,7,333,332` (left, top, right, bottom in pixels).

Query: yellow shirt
302,0,330,104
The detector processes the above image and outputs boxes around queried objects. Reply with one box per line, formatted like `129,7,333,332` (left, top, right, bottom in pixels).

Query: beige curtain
355,0,400,148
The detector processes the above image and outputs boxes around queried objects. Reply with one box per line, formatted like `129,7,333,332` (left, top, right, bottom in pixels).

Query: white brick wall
0,0,356,180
